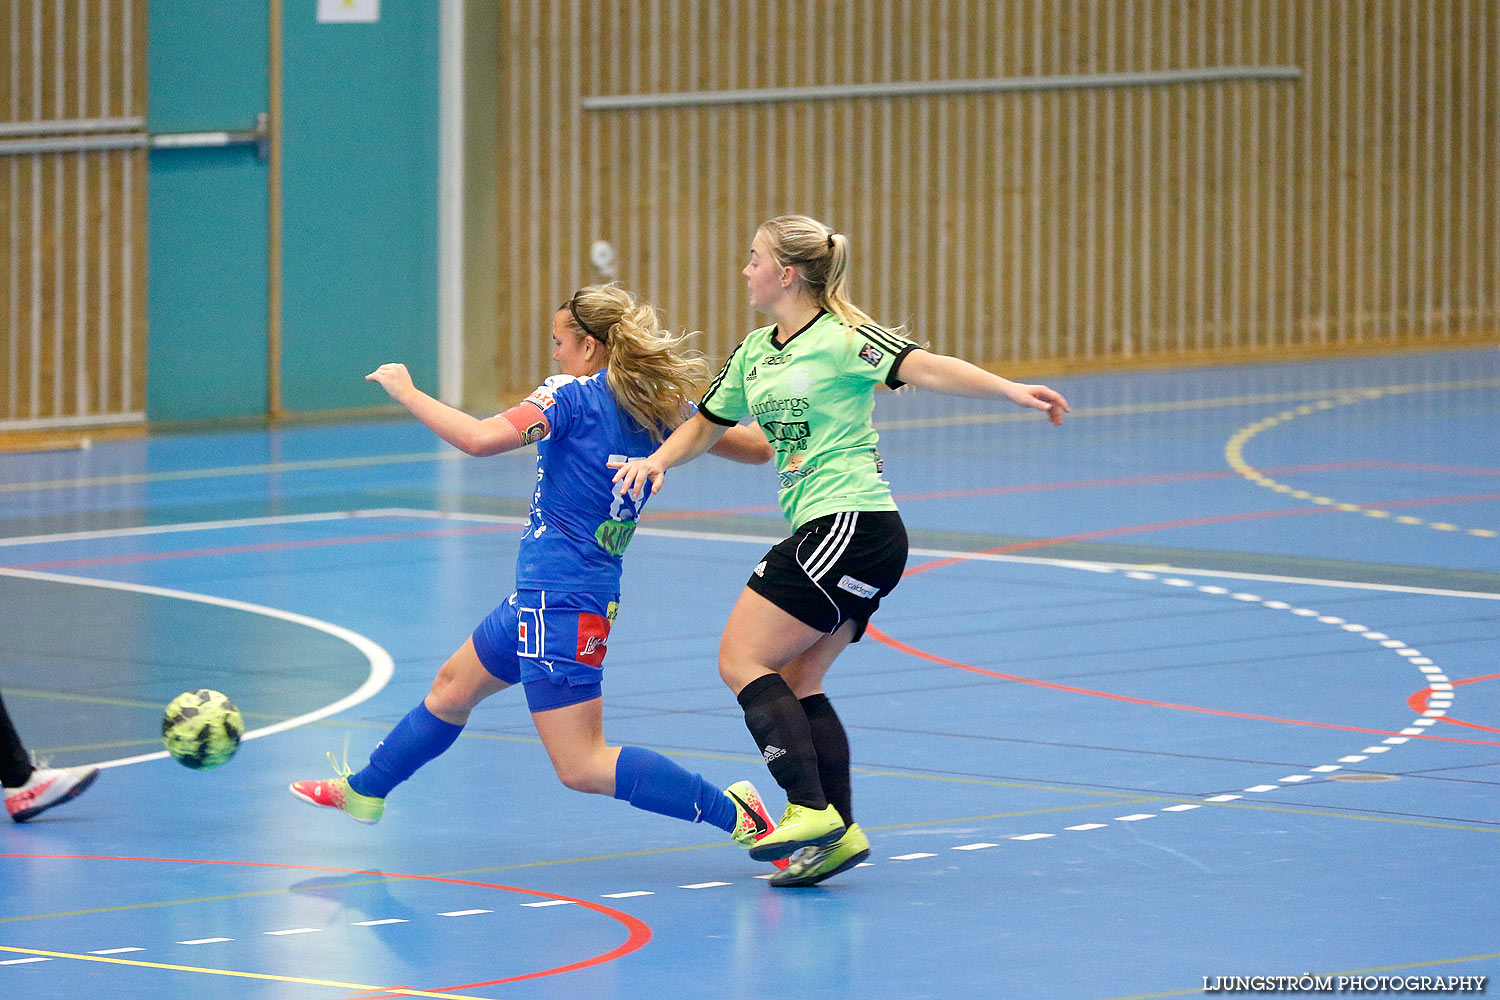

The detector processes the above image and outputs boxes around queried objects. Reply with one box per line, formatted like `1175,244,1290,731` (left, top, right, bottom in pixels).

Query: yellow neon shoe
769,823,870,888
747,802,845,862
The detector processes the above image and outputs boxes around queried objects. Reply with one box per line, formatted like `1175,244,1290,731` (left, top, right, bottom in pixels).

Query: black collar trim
771,309,827,351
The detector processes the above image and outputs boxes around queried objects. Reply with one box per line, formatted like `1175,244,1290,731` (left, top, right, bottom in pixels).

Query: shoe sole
11,768,99,823
748,822,846,863
769,846,872,889
288,783,381,824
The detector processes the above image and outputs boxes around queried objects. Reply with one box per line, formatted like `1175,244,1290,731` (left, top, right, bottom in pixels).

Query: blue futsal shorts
471,589,617,712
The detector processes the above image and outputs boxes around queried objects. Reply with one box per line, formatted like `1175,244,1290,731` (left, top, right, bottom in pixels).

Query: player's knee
425,669,465,715
718,655,762,694
427,661,488,718
553,757,610,795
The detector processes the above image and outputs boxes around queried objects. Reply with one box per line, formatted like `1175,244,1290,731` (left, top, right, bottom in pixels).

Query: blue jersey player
292,284,781,856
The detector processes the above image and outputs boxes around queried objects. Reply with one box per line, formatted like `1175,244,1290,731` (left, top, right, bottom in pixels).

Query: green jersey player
613,215,1068,886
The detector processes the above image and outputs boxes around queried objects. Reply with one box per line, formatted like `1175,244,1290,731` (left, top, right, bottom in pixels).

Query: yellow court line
0,451,472,495
880,376,1500,431
1,686,287,720
1224,380,1500,539
0,945,499,999
5,377,1496,495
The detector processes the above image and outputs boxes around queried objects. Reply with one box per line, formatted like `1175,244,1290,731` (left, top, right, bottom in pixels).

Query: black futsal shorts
746,509,908,641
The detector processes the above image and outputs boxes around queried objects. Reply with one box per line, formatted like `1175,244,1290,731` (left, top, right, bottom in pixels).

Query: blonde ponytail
564,284,710,442
757,215,898,335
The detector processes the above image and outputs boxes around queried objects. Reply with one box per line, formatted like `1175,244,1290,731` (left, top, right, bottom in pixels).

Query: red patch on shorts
576,613,611,667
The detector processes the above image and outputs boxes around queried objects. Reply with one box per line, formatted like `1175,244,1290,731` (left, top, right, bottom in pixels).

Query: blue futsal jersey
513,371,656,593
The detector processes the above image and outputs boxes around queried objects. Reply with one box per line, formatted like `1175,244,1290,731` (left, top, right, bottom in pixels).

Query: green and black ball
162,689,243,770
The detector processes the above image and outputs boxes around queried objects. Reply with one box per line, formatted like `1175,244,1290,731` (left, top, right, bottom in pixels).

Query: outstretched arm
708,423,774,464
610,411,729,497
894,349,1069,426
367,363,528,456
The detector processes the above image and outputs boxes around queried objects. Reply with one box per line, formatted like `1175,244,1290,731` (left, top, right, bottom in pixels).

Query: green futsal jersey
700,310,917,528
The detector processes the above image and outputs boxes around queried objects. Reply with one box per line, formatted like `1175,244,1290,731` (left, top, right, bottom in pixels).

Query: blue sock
613,745,736,831
349,701,464,799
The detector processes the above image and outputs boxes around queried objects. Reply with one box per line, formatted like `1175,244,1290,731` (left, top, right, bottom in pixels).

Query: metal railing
0,113,269,160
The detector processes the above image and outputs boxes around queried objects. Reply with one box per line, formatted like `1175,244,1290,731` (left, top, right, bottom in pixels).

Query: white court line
1,507,1490,779
0,567,394,770
4,506,1498,602
0,510,391,548
374,509,1500,601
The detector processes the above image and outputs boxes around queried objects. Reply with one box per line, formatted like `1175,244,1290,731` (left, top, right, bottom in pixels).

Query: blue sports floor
1,347,1497,999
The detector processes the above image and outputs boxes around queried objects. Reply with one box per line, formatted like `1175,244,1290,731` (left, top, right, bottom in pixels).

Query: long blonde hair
757,214,891,333
563,284,710,442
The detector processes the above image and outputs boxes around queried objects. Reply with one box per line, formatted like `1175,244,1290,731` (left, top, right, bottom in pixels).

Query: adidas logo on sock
762,745,786,763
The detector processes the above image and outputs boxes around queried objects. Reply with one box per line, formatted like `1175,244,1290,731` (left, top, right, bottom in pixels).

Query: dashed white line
89,948,144,955
352,918,408,926
952,843,1000,850
438,909,492,917
679,881,731,889
891,852,940,859
264,928,320,937
521,900,573,908
178,938,233,946
602,891,654,898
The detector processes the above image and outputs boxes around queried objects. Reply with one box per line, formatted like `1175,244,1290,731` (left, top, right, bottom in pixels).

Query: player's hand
366,363,415,403
609,456,666,500
1010,383,1069,426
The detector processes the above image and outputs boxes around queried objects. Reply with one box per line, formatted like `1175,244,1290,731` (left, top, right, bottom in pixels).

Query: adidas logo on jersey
762,745,786,763
753,560,767,577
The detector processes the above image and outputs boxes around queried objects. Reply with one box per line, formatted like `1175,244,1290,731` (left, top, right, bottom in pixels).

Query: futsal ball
162,689,243,770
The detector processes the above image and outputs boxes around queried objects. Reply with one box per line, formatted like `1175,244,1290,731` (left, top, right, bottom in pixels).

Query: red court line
883,461,1387,504
866,625,1500,747
0,853,651,992
895,485,1500,578
1375,490,1500,508
641,458,1489,519
1381,462,1500,477
1406,674,1500,736
897,506,1337,576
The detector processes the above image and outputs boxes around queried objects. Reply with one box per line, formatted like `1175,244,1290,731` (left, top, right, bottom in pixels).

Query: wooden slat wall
0,0,148,430
492,0,1498,394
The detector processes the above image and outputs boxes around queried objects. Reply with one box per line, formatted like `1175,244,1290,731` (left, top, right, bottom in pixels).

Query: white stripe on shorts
801,511,858,583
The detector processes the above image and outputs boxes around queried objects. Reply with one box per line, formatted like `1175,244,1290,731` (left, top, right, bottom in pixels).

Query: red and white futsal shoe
726,779,790,870
289,755,385,824
5,764,100,822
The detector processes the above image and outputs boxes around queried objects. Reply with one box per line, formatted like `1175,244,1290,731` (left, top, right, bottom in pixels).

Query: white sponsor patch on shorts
836,575,878,599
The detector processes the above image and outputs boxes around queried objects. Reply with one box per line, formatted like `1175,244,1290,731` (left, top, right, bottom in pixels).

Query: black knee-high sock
0,693,35,788
736,674,827,809
800,693,852,826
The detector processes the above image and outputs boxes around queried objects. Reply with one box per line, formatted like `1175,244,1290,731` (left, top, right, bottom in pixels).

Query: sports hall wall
0,1,438,428
489,0,1499,398
2,3,1497,431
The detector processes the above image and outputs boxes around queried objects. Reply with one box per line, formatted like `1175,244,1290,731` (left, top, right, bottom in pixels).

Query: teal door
146,2,437,422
